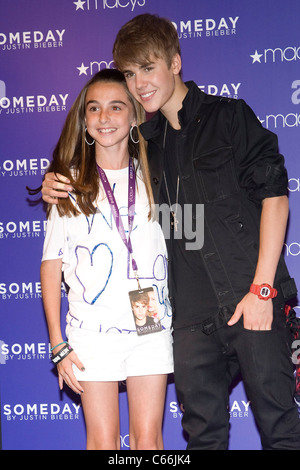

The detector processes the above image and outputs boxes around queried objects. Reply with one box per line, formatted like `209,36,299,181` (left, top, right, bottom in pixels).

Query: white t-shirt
42,166,172,334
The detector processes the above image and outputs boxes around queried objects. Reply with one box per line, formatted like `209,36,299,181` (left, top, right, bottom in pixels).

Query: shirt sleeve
42,205,69,267
231,99,288,204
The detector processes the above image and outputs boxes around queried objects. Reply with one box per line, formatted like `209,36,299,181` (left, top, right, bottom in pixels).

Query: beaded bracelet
51,343,73,365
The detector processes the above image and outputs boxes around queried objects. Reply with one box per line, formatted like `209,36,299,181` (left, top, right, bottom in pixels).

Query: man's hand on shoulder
42,172,72,204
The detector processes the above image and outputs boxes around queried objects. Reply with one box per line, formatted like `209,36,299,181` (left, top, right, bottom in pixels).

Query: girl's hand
56,350,85,395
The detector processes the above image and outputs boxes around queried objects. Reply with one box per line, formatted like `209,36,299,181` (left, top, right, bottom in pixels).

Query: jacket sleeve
231,99,288,205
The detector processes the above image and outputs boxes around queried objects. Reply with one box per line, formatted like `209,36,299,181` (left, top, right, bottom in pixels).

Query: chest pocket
193,146,239,203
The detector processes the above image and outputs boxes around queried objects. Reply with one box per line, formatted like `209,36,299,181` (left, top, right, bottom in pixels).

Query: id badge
129,287,162,336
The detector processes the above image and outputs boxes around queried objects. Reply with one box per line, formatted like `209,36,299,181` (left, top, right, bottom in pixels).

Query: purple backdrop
0,0,299,450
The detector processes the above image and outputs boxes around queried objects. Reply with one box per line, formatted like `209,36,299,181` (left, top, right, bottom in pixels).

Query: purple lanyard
97,159,141,288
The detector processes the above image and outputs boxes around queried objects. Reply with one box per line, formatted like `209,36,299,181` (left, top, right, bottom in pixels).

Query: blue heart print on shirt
75,243,113,305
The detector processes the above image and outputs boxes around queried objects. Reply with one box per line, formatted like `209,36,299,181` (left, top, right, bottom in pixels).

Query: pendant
171,211,179,232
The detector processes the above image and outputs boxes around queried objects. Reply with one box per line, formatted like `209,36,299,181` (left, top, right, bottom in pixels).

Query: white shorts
66,325,174,382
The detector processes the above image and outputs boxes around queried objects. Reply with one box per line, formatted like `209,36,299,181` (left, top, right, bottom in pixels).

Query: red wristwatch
249,283,278,301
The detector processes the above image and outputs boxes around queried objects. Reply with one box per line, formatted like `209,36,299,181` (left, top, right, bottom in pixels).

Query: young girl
41,69,173,450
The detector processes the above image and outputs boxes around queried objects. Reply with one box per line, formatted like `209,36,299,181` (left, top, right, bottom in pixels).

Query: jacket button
153,177,159,184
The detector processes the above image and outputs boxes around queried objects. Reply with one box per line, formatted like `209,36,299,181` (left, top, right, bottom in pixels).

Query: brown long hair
47,68,154,218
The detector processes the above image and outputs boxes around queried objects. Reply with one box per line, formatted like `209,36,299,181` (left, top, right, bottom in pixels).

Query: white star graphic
250,50,263,64
73,0,86,11
77,63,89,75
257,116,265,125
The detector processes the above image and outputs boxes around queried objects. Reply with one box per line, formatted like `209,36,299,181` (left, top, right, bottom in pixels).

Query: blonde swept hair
113,13,181,71
47,69,154,218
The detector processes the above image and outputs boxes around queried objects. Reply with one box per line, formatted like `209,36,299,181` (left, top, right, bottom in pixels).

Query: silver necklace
163,172,180,231
163,121,180,232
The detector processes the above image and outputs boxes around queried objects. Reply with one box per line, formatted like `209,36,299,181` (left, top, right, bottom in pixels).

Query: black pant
173,303,300,450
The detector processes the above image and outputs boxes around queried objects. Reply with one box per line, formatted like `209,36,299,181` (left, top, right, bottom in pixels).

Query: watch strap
250,283,278,300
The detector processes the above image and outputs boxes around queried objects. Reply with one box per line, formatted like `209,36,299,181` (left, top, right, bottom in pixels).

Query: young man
41,14,300,449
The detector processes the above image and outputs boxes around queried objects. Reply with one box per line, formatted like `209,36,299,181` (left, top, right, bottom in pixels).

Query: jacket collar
139,81,205,141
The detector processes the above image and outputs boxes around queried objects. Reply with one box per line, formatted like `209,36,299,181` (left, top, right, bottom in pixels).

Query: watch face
260,286,271,297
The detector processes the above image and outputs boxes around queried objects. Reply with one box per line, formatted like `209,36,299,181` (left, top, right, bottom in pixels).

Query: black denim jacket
140,81,297,307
